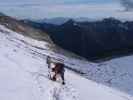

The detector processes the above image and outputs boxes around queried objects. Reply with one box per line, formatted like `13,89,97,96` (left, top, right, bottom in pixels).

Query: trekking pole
46,56,52,79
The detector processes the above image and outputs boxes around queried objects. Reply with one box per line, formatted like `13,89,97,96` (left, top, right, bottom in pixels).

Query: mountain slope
0,24,133,100
25,18,133,60
21,17,133,96
0,14,52,42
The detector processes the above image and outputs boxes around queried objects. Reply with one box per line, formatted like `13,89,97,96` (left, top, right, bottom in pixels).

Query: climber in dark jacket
46,56,65,85
52,63,65,85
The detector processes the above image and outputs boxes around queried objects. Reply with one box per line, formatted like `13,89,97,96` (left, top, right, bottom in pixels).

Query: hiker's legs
61,72,65,84
52,73,57,81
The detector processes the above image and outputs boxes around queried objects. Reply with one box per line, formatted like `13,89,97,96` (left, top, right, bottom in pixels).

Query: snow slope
0,24,132,100
69,53,133,96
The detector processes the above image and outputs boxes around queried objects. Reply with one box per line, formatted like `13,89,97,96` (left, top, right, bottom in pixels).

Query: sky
0,0,115,4
0,0,133,20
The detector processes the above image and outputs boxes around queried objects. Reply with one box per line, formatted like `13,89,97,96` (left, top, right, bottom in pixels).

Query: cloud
0,0,116,6
0,3,122,19
0,0,133,21
120,0,133,11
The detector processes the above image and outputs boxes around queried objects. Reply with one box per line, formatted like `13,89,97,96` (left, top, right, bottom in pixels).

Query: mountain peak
102,17,121,24
0,12,5,16
62,19,76,26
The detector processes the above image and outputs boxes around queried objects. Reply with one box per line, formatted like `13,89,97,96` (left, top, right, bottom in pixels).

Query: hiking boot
62,81,65,85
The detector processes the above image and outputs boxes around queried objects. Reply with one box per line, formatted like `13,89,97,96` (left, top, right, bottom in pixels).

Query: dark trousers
52,72,65,84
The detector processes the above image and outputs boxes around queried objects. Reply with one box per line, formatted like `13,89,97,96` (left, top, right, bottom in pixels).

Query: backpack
52,63,65,74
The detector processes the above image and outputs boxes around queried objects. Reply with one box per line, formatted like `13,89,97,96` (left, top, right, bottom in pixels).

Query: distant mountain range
31,17,96,25
23,17,133,60
35,17,69,25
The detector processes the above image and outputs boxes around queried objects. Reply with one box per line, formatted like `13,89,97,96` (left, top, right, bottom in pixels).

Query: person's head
47,56,50,59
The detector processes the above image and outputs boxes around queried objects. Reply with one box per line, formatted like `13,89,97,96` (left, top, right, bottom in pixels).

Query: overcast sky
0,0,133,20
0,0,115,4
